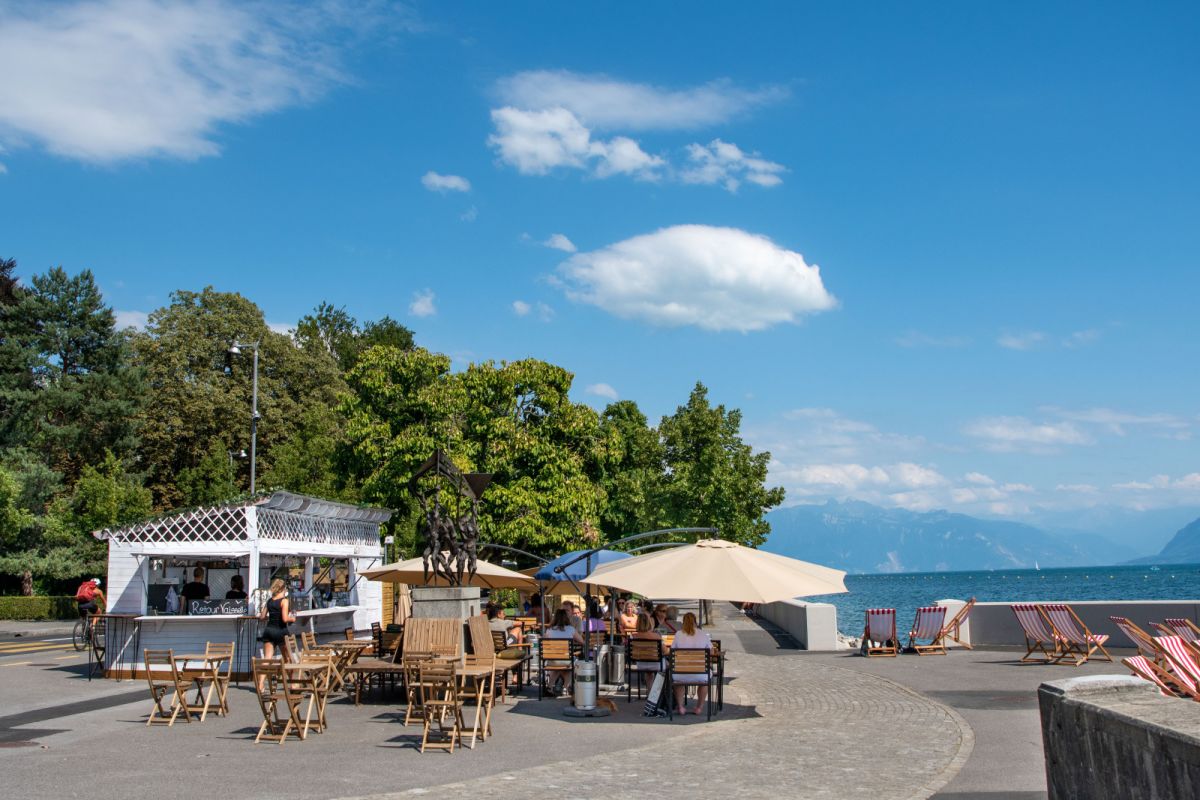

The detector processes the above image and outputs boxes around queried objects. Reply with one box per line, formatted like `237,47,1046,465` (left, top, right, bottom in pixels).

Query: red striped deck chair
1122,655,1191,699
862,608,898,657
1011,604,1058,663
905,606,948,655
1151,635,1200,700
940,598,975,650
1159,618,1200,644
1110,616,1159,660
1040,603,1112,666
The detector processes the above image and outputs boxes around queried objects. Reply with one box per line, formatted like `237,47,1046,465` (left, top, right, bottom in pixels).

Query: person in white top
543,608,583,695
671,612,712,715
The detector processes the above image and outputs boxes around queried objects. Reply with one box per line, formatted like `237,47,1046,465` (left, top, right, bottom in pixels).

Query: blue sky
1,1,1198,522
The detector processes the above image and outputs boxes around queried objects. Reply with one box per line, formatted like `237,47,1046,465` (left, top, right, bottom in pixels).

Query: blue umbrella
534,549,632,584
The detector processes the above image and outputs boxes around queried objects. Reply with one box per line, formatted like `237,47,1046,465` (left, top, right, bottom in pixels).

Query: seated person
583,598,607,633
542,608,583,695
619,600,639,633
180,566,210,613
654,604,677,633
225,574,248,600
487,603,523,645
629,612,664,678
671,612,713,716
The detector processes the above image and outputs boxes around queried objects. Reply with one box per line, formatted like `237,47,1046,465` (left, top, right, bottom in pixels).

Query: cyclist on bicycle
75,578,105,620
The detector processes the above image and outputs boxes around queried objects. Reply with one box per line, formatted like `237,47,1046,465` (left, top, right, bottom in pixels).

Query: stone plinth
410,586,482,620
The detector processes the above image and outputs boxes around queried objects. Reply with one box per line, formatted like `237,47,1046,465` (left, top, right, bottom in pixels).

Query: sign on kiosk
189,599,249,616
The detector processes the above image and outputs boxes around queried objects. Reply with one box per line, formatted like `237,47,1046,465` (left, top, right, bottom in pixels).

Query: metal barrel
574,660,598,709
606,647,625,685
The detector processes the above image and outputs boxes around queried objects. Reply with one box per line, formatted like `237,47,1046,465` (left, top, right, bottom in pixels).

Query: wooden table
283,661,333,737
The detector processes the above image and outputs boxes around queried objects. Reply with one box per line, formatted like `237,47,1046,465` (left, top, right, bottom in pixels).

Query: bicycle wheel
73,619,87,651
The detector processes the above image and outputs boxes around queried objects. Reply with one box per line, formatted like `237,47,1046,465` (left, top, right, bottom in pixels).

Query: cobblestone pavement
341,613,972,800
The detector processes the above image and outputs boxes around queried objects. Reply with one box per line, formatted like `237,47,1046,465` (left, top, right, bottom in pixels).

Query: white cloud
997,331,1046,350
964,472,995,486
680,139,785,192
510,300,553,321
543,234,576,253
409,289,436,318
585,383,618,401
488,106,664,179
1055,483,1099,494
421,171,470,193
557,225,836,332
0,0,394,163
495,70,785,131
1046,407,1191,438
963,416,1092,452
113,309,148,330
783,462,945,492
460,206,478,222
1001,482,1035,493
512,300,531,317
1063,329,1101,348
0,162,7,175
536,302,555,322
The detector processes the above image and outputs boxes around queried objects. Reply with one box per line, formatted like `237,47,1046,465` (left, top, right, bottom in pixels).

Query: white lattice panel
256,508,379,547
98,505,249,544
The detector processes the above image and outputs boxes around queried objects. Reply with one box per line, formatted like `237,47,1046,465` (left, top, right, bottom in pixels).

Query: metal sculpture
409,450,491,586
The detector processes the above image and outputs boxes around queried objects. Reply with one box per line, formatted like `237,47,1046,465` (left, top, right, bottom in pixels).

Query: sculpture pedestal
410,586,482,620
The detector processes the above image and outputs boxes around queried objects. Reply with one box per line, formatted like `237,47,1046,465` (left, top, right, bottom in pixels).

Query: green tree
296,302,414,372
658,383,785,547
261,404,345,499
131,287,343,506
175,445,237,506
597,400,665,539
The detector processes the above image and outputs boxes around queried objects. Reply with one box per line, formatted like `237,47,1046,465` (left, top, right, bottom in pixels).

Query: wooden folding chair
417,660,464,754
1151,635,1200,700
1110,616,1160,660
906,606,948,655
204,642,235,717
626,638,663,703
467,616,525,702
1040,603,1112,665
144,649,200,726
940,597,975,649
667,648,714,721
538,638,575,700
251,658,306,744
1011,604,1059,662
294,652,333,735
1159,618,1200,644
1123,655,1191,699
402,651,435,726
283,634,300,662
862,608,898,657
300,631,319,652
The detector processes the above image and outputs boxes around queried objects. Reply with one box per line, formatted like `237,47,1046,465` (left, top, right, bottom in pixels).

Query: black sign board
189,599,248,616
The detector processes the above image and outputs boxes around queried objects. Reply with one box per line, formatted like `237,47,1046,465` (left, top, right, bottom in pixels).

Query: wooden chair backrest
417,659,459,705
490,630,508,653
143,649,183,687
251,657,283,699
467,616,497,657
205,641,235,679
301,631,319,651
344,627,355,641
540,637,574,661
284,634,299,659
403,617,463,658
628,638,662,662
671,647,709,675
513,616,538,631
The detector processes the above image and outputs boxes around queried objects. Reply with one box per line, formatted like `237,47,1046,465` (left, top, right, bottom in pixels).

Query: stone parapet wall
1039,675,1200,799
755,599,840,650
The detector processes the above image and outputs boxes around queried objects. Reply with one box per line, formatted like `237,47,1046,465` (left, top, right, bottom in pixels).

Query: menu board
189,599,249,616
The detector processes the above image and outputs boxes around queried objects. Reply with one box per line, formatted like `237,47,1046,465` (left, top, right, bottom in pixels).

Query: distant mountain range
763,500,1139,574
1127,517,1200,565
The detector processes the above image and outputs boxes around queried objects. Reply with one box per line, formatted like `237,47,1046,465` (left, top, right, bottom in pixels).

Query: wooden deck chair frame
144,649,200,726
251,657,306,744
1160,618,1200,644
1039,603,1112,666
417,660,464,754
1110,616,1160,661
1122,655,1192,699
906,606,949,655
940,598,975,650
1010,604,1059,663
467,616,525,702
667,648,714,721
625,638,664,703
862,608,898,657
1151,635,1200,699
537,638,576,701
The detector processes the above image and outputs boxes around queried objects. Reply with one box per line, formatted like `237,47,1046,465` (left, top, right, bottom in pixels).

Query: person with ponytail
671,611,712,715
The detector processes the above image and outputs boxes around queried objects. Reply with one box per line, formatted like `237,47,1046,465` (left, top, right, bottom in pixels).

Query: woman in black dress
259,578,295,662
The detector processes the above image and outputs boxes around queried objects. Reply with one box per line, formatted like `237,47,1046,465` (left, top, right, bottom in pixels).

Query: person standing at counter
225,575,247,600
259,578,295,663
180,567,210,613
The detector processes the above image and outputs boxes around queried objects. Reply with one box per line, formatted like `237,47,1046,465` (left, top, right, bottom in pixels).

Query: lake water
804,563,1200,635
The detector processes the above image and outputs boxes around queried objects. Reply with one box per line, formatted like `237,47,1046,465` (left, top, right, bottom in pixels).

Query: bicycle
73,609,95,651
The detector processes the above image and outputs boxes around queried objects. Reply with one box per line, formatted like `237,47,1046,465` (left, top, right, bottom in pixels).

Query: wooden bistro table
458,661,496,749
310,640,371,693
283,661,334,737
171,653,230,721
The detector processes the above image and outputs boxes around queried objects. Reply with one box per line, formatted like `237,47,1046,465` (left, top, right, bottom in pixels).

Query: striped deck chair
1110,616,1159,660
1152,636,1200,701
1122,655,1183,698
940,598,975,650
905,606,948,655
862,608,898,657
1011,604,1058,663
1159,618,1200,644
1040,603,1112,666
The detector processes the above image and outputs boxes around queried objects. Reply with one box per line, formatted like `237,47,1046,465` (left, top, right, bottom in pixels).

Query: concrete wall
756,600,840,651
1039,675,1200,799
955,600,1200,647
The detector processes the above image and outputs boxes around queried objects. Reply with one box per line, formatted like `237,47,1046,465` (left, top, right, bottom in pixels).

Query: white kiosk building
94,491,391,678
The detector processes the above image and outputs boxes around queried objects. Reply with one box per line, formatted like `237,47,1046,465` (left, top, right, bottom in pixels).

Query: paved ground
0,610,1132,800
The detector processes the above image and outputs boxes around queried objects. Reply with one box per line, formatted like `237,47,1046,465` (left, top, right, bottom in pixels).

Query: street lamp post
228,341,262,493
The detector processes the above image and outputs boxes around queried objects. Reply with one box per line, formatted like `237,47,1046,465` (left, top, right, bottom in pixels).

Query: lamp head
228,342,242,355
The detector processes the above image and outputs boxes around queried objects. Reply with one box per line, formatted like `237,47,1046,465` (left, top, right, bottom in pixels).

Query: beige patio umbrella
582,538,847,603
361,555,537,590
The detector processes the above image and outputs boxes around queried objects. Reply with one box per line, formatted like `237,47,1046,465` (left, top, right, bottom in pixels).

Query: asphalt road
0,631,84,666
